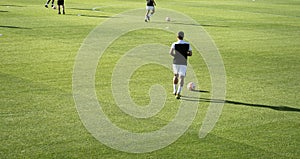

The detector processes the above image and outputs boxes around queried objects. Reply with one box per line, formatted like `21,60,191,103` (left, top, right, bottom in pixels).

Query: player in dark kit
57,0,65,14
145,0,156,22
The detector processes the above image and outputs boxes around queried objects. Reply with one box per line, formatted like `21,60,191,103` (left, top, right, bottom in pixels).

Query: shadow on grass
69,8,101,12
67,14,112,19
0,5,24,7
181,95,300,113
152,21,229,28
188,89,210,93
69,7,94,11
69,7,103,12
0,25,31,29
174,22,229,28
0,10,8,12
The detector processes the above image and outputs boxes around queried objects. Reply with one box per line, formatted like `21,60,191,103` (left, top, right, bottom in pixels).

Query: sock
173,84,177,94
177,86,182,95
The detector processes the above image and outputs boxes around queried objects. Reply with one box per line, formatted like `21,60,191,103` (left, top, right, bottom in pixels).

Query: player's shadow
69,7,95,11
0,25,31,29
78,14,112,18
67,14,112,19
181,96,300,113
0,5,24,7
173,22,229,28
152,21,229,28
192,89,210,93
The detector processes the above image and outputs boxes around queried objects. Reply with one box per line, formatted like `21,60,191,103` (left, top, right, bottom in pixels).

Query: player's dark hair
178,36,183,40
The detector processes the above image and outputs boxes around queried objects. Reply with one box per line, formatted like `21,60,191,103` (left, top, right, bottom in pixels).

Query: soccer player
44,0,55,9
57,0,65,14
169,31,192,99
145,0,156,22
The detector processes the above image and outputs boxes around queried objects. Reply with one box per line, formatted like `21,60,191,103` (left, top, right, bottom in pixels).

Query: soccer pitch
1,0,299,158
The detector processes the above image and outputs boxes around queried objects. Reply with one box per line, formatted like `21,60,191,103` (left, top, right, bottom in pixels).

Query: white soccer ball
187,82,196,91
52,6,56,9
165,17,171,22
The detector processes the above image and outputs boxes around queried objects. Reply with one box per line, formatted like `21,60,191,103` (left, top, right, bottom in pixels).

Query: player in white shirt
169,31,192,99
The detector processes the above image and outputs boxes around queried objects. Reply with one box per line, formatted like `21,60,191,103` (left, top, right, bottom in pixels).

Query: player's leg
175,65,187,99
57,0,63,14
149,8,155,17
62,4,65,14
51,0,55,8
147,7,154,21
172,64,180,95
145,9,150,22
45,0,51,8
58,5,61,14
176,76,184,99
173,74,179,95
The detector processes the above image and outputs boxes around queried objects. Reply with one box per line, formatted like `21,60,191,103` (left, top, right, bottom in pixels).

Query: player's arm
187,44,192,56
169,43,175,56
169,48,175,56
153,0,156,6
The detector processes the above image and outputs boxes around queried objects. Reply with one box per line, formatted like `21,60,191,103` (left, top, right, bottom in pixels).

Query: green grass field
1,0,299,158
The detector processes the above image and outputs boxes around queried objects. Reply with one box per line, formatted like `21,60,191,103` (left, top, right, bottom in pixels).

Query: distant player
45,0,55,9
169,31,192,99
145,0,156,22
57,0,65,14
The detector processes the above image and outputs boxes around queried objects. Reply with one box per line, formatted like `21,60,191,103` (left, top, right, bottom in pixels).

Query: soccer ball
165,17,171,22
52,5,56,9
187,82,196,91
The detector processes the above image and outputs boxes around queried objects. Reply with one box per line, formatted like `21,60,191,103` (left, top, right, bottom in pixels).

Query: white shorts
146,6,155,11
172,64,187,77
